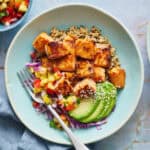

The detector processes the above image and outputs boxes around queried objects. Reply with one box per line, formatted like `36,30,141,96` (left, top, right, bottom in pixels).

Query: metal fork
17,68,89,150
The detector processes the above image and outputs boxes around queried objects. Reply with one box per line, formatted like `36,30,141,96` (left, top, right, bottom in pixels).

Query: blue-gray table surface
0,0,150,150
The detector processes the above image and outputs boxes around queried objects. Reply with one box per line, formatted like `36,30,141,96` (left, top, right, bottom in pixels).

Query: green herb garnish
0,12,7,19
49,120,56,128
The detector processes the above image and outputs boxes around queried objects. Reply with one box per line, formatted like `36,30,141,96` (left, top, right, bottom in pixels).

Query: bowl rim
0,0,32,32
5,3,144,145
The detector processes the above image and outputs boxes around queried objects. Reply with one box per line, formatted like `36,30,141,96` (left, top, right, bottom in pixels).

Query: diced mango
39,67,47,75
35,72,41,78
54,72,61,80
18,2,27,12
40,78,48,87
1,3,7,10
47,82,55,90
42,94,52,105
67,95,77,103
48,74,55,82
28,67,34,73
33,88,42,94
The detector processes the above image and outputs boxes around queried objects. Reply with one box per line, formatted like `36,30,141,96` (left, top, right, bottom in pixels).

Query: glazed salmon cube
108,67,126,88
53,54,76,71
94,49,111,68
76,60,93,78
45,41,70,59
93,67,105,82
75,39,95,60
33,32,53,53
45,35,76,59
41,57,53,68
63,35,76,55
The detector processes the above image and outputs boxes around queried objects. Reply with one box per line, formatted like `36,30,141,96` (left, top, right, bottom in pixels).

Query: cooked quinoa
49,26,120,69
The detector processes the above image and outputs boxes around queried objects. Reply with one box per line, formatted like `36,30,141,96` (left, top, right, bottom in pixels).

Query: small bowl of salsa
0,0,32,32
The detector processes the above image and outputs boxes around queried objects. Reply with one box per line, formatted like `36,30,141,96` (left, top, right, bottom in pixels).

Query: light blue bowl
5,4,144,145
0,0,32,32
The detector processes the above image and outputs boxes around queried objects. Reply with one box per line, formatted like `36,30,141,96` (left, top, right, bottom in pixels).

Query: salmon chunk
108,67,126,88
76,60,93,78
75,39,95,60
53,54,76,71
33,32,53,53
63,35,76,54
94,49,111,68
45,41,70,59
93,67,106,82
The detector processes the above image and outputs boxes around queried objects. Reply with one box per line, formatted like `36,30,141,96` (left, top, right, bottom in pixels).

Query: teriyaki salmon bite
26,26,126,129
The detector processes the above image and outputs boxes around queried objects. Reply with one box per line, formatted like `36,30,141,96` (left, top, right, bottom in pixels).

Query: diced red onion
35,104,47,113
52,103,57,108
66,114,107,129
46,111,53,120
26,62,41,67
57,94,63,100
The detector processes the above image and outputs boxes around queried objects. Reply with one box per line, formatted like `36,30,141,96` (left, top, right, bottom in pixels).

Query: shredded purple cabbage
26,62,41,67
26,62,41,71
26,62,41,72
35,104,47,113
46,111,53,120
34,102,107,129
67,115,107,129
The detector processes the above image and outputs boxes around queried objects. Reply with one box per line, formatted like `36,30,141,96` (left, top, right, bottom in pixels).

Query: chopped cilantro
49,120,56,128
77,97,81,104
0,12,7,19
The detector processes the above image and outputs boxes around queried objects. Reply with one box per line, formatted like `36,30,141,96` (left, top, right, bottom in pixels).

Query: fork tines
17,68,34,97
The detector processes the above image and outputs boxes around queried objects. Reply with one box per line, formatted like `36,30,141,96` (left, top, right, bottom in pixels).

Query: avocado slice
95,98,115,121
80,99,105,123
69,98,99,120
94,99,111,121
102,99,116,118
95,82,117,121
80,82,117,123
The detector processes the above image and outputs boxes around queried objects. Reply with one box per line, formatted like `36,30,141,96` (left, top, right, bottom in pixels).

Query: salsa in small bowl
0,0,32,32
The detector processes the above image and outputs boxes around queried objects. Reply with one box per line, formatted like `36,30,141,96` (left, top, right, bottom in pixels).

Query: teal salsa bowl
5,4,144,145
0,0,32,32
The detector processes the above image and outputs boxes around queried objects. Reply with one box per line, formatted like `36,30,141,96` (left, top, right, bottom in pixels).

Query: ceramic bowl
0,0,32,32
5,4,144,145
147,23,150,61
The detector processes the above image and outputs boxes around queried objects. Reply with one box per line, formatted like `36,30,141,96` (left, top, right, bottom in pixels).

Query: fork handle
47,105,89,150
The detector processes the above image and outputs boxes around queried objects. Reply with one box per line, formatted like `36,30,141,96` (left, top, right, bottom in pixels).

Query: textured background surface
0,0,150,149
